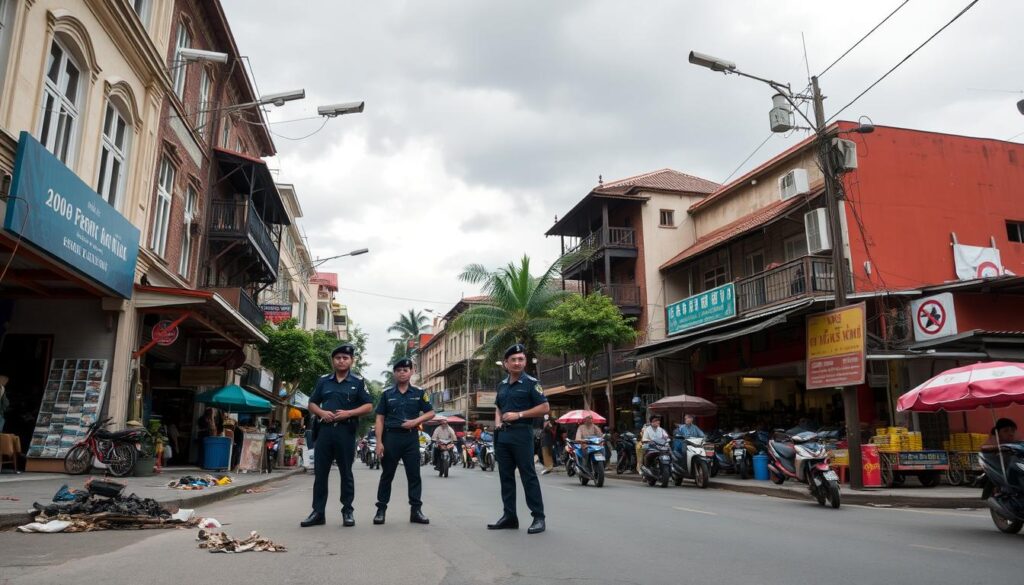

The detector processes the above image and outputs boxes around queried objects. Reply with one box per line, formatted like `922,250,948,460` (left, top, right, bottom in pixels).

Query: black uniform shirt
496,373,547,424
309,371,372,426
376,385,433,429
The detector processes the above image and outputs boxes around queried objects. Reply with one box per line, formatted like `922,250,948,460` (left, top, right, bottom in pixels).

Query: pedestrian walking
540,416,555,474
373,358,434,525
488,344,549,534
301,344,373,528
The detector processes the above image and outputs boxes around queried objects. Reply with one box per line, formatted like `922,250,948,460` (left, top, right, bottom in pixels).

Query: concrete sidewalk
0,465,305,529
605,470,983,508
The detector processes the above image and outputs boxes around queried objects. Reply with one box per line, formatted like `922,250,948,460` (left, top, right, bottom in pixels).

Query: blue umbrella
195,384,273,413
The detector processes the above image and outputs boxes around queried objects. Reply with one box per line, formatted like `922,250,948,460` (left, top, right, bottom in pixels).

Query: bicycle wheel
107,443,137,477
64,444,92,474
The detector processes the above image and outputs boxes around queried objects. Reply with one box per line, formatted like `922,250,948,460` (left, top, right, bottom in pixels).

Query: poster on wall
27,359,108,458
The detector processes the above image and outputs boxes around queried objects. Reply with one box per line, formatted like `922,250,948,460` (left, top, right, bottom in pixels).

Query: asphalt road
2,462,1022,585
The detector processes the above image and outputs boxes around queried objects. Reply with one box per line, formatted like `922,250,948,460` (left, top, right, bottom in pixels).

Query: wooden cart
878,450,949,487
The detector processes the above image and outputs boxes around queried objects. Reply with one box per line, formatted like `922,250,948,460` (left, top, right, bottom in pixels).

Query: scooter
477,439,495,472
434,440,456,478
978,443,1024,534
365,437,380,470
569,437,606,487
640,439,673,488
766,430,840,508
265,430,281,472
357,438,369,464
463,440,477,469
724,430,759,479
670,435,710,488
615,432,638,474
420,439,432,467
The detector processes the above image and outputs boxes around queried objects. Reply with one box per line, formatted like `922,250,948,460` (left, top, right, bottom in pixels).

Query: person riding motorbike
575,415,603,441
431,418,457,469
983,418,1018,449
642,415,670,448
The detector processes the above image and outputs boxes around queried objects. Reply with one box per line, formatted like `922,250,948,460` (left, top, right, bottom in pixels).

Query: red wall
954,293,1024,330
842,124,1024,292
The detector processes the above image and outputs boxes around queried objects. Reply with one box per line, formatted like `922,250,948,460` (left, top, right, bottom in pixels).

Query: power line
720,133,775,185
271,117,330,141
819,0,911,78
338,286,456,305
827,0,981,123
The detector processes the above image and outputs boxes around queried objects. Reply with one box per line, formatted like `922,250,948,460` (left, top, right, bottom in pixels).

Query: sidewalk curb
604,473,982,509
0,468,306,530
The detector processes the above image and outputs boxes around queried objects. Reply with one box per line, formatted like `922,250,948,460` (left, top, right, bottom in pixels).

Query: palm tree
449,255,570,370
387,309,430,357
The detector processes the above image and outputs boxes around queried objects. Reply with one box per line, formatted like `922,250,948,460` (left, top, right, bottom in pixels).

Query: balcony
735,255,849,314
207,199,280,281
596,283,641,312
208,287,265,328
539,349,637,389
560,227,637,276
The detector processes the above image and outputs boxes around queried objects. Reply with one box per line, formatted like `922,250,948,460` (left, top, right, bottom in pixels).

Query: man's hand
501,412,519,422
320,411,335,423
401,420,418,430
333,410,348,421
376,443,384,459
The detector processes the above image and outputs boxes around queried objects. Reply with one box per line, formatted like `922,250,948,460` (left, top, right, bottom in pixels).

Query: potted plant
133,428,160,477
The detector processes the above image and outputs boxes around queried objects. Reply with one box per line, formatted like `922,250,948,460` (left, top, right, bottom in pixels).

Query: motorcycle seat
96,429,142,440
770,440,795,460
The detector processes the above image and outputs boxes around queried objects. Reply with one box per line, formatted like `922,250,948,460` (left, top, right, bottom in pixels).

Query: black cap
393,358,414,370
504,343,527,359
331,344,355,357
992,417,1017,435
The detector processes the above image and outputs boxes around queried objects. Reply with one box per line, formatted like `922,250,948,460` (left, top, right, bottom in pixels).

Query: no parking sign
909,293,958,341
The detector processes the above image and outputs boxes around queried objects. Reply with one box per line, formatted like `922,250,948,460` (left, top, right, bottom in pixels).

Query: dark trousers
496,426,545,519
376,431,422,510
312,424,357,514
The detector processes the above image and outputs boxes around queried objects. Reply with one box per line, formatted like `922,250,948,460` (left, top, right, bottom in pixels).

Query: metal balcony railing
208,199,280,277
561,227,637,266
539,349,636,389
735,255,845,314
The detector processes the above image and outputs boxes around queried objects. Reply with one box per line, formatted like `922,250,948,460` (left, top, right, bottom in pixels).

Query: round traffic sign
152,320,180,346
916,300,946,334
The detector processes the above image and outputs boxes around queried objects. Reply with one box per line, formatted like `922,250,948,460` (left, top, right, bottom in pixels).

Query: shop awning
133,285,268,357
213,148,289,226
630,298,817,361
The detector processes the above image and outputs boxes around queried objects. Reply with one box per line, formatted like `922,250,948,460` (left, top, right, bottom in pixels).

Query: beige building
261,183,316,330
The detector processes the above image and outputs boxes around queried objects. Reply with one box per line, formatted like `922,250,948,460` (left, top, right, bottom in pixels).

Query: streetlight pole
689,52,863,488
311,248,369,267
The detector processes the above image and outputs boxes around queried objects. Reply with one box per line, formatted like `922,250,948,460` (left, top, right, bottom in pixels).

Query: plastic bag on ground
198,517,222,528
17,520,72,533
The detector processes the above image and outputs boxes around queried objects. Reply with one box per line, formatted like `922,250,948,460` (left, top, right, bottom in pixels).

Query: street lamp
318,102,366,117
690,49,865,489
311,248,369,267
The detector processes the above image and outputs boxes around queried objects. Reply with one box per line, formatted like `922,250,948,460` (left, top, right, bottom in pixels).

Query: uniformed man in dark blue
301,343,373,527
488,343,549,534
373,358,434,525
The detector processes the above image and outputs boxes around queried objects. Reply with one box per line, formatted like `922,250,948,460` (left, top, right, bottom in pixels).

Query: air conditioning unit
804,208,831,253
778,168,809,200
830,138,858,171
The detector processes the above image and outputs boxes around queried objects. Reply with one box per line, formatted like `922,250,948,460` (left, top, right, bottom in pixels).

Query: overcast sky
221,0,1024,382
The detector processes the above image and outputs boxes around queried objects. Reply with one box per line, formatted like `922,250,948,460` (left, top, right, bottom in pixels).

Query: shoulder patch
422,392,431,403
536,384,544,396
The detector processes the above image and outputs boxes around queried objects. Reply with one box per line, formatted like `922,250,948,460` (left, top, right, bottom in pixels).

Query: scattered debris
197,529,286,553
171,509,196,522
86,478,127,498
244,486,270,494
34,492,169,518
17,519,74,533
198,517,222,528
167,475,233,490
0,495,20,501
52,484,83,502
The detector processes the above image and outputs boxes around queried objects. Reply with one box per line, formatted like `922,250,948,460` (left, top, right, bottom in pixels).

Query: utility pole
811,76,863,489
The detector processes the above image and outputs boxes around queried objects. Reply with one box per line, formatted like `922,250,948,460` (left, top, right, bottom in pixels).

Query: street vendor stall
195,385,272,471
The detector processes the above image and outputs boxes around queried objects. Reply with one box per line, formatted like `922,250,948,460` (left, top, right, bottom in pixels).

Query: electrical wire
0,196,30,287
818,0,911,78
337,286,456,305
270,117,330,141
720,133,775,185
826,0,981,123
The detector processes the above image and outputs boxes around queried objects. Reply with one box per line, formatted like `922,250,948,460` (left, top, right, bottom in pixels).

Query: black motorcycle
640,438,672,488
978,443,1024,534
616,432,638,474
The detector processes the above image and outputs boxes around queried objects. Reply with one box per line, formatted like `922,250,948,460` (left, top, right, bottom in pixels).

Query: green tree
449,255,569,369
539,293,636,410
299,325,371,397
387,309,429,357
258,318,316,395
358,379,385,435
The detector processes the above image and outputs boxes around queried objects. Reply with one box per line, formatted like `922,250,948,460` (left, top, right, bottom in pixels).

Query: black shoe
300,512,325,527
487,514,519,530
342,511,355,527
527,518,546,534
373,508,386,525
410,509,429,524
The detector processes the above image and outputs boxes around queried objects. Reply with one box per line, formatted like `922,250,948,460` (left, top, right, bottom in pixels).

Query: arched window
170,20,191,99
38,38,83,164
96,101,129,209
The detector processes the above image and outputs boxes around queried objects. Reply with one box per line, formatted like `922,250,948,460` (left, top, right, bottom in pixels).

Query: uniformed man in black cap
372,357,434,525
488,343,549,534
301,343,373,527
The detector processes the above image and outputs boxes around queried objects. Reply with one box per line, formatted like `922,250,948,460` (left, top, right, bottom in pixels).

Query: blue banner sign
666,282,736,335
5,132,139,298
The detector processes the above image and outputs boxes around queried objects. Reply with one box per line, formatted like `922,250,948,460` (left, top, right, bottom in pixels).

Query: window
39,40,82,164
784,234,808,261
221,120,230,148
659,209,675,227
0,0,15,89
697,249,730,291
96,103,130,209
170,23,191,99
131,0,151,26
196,69,211,133
703,265,728,290
1008,221,1024,243
179,184,197,276
745,250,765,276
150,157,175,257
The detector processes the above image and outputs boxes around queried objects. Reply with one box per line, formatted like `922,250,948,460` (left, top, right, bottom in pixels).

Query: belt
324,420,355,428
385,428,415,434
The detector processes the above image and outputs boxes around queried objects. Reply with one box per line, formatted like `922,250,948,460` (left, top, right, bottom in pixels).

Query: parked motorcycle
365,437,380,469
640,438,673,488
670,435,710,488
725,430,760,479
615,432,638,474
978,444,1024,534
64,417,148,477
569,437,607,487
766,430,840,508
265,430,282,472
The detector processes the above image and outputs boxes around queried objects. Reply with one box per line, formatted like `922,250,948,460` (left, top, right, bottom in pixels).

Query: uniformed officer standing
301,344,373,527
488,344,549,534
373,358,434,525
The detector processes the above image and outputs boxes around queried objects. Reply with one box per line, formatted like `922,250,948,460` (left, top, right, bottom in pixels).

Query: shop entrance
149,386,198,466
0,334,53,459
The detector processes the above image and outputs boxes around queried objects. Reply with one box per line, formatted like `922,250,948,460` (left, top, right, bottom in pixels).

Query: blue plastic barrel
202,436,231,470
752,454,770,481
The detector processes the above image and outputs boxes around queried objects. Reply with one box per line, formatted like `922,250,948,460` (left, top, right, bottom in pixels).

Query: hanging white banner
952,243,1008,280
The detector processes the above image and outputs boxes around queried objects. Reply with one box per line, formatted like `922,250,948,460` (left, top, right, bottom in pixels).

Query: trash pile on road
197,529,287,553
18,478,198,533
166,475,233,490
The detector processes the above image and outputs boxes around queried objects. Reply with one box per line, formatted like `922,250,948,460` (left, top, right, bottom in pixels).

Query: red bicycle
64,417,147,477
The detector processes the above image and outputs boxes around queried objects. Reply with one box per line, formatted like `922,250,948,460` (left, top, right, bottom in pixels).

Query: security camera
257,89,306,107
688,51,736,72
318,101,365,117
178,48,229,64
